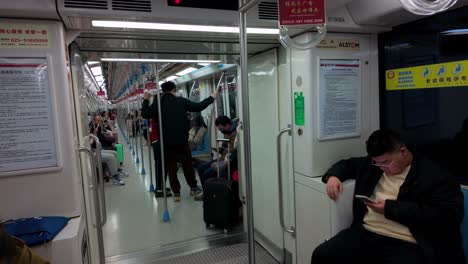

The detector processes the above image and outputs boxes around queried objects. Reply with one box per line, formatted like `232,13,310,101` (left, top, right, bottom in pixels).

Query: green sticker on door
294,91,305,126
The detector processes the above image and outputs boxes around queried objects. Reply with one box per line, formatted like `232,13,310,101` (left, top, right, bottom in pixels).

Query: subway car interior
1,0,468,263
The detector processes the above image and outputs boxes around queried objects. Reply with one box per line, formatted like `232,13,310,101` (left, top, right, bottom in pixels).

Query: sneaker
155,189,173,198
112,174,125,185
117,169,129,177
174,193,181,202
118,172,129,177
190,186,203,196
194,192,203,201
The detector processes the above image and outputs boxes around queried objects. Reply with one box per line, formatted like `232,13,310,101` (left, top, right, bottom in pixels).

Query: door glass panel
248,48,288,262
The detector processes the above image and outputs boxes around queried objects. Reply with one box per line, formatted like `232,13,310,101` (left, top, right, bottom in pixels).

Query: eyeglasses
371,159,394,168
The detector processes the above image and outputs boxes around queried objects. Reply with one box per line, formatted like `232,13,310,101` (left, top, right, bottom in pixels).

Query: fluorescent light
88,61,100,64
101,58,221,63
92,20,279,35
247,28,279,34
176,67,197,76
165,75,178,81
91,67,102,76
198,63,210,66
441,29,468,35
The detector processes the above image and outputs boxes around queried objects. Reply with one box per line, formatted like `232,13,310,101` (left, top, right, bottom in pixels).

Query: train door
69,45,106,263
245,47,296,263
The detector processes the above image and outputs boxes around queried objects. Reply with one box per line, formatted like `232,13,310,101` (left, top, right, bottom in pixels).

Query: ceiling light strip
92,20,279,35
101,58,221,63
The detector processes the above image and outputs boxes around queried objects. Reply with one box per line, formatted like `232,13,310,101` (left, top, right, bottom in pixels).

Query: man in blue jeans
195,115,237,201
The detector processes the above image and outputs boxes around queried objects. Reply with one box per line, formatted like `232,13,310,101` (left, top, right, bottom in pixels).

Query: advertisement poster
278,0,325,26
318,59,361,140
0,23,50,48
0,58,57,174
385,60,468,91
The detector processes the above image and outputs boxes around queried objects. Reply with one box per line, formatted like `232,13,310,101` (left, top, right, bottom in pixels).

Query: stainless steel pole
127,98,132,149
90,134,107,225
139,98,146,174
239,0,260,262
134,99,140,164
154,64,170,221
78,147,105,263
147,118,154,191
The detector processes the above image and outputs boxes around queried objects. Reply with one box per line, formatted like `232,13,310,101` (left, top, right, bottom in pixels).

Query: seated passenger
311,129,465,264
89,118,126,186
90,115,115,150
195,115,237,201
188,115,207,151
0,223,49,264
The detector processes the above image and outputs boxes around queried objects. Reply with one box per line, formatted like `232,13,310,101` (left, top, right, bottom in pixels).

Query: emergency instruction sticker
0,58,58,174
294,91,305,126
0,23,50,48
318,59,361,140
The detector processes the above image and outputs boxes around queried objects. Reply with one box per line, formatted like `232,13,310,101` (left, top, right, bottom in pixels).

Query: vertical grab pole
139,97,146,175
239,0,263,263
89,134,107,225
124,103,129,145
78,147,105,264
134,99,140,163
132,99,137,157
154,64,170,222
127,97,132,149
189,81,197,98
224,74,230,118
214,72,225,176
147,118,154,192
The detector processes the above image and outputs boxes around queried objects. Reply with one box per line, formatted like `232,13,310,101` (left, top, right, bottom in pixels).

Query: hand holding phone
355,195,376,204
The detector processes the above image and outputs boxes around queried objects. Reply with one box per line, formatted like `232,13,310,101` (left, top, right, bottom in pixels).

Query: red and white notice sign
145,82,157,90
279,0,325,26
0,23,50,48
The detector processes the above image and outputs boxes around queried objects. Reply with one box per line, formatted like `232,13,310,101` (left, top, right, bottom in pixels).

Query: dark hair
161,81,176,93
194,115,207,128
366,129,404,157
215,115,231,126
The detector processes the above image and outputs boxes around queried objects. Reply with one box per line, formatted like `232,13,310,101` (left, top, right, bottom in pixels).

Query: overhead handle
399,0,457,15
279,25,327,50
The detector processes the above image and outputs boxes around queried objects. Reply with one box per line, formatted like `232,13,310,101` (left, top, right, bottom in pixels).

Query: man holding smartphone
312,129,464,264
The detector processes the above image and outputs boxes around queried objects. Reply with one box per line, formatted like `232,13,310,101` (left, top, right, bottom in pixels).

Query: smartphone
355,195,376,203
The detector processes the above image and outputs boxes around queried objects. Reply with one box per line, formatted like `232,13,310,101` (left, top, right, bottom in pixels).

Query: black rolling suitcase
203,139,240,232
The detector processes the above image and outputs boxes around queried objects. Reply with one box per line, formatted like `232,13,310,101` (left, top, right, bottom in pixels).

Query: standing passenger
142,81,217,201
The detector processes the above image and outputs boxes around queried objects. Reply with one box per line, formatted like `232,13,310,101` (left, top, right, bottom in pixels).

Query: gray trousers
101,150,119,176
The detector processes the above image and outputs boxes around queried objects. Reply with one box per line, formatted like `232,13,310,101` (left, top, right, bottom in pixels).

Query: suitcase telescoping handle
216,138,230,180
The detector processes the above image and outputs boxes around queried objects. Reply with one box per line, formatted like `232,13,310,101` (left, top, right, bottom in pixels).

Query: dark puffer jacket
322,154,465,264
142,93,214,146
